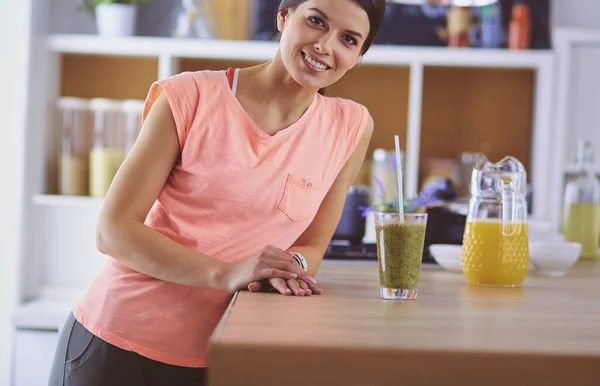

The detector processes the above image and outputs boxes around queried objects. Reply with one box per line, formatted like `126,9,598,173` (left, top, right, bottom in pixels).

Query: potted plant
82,0,151,37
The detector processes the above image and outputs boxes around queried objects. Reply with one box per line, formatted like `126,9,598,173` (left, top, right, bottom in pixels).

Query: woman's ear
277,9,290,32
350,54,363,69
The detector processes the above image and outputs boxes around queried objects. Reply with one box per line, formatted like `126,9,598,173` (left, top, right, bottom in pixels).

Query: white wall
552,0,600,30
548,1,600,227
50,0,95,34
0,0,32,384
49,0,180,36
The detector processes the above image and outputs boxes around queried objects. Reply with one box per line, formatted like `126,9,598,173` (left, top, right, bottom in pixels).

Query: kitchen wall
0,0,32,383
552,0,600,30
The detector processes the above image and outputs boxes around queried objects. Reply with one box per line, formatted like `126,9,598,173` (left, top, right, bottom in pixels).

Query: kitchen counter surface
208,260,600,386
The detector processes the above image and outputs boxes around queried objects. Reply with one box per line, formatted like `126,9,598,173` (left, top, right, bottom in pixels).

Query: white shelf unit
24,33,558,302
43,34,556,206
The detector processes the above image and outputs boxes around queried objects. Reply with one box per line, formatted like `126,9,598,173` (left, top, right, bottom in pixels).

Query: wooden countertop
208,260,600,386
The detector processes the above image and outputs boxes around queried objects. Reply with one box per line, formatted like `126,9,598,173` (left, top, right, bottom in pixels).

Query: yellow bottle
461,156,530,287
561,140,600,261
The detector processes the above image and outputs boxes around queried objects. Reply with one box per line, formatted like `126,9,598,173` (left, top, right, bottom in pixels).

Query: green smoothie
375,222,426,289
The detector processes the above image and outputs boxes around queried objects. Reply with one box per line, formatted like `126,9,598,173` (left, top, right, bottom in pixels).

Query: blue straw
394,135,405,223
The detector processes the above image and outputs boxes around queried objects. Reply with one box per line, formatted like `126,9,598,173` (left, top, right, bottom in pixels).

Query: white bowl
429,244,463,273
529,241,582,277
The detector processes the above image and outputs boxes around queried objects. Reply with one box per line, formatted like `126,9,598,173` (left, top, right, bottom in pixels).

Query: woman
49,0,386,384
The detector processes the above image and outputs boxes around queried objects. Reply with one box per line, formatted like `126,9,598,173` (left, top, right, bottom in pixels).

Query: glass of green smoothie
375,212,428,300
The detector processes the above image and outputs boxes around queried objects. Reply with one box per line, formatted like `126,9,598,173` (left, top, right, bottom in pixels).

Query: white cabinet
10,291,80,386
13,329,59,386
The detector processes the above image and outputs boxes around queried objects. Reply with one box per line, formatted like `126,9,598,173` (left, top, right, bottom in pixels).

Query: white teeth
303,53,328,71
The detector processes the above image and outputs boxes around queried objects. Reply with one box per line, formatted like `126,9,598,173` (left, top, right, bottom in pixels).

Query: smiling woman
48,1,386,385
278,0,386,94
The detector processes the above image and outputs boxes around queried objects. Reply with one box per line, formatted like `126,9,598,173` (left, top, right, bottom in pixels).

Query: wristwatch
292,252,308,272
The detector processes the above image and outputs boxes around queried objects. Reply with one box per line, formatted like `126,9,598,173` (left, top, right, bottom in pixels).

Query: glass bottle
89,98,126,198
508,1,531,50
172,0,213,39
561,140,600,260
371,149,397,210
56,97,93,196
121,99,145,154
447,6,471,48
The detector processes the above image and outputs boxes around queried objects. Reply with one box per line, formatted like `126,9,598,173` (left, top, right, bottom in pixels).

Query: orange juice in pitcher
462,156,529,287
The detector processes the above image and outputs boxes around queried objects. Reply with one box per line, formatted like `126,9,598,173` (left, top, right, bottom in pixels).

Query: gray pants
48,312,207,386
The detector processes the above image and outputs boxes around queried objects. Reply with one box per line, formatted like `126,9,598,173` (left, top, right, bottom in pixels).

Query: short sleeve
343,101,370,162
351,103,369,148
142,72,199,151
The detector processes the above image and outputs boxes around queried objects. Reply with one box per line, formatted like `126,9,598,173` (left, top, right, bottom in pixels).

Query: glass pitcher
461,156,530,287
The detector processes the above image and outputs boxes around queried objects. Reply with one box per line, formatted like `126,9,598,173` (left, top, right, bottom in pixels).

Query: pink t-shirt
73,70,369,367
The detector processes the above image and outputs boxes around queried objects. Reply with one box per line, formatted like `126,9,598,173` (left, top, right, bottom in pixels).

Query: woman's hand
247,278,323,296
223,245,316,292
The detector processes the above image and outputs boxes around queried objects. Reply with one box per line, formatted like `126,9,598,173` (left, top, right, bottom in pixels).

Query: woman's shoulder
317,94,370,121
161,69,226,88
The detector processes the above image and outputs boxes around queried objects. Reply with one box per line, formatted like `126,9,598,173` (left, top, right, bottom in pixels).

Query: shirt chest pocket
278,173,323,222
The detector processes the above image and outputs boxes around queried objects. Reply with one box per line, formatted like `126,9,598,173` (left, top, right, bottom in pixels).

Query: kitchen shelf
45,33,556,202
46,34,554,69
47,35,277,61
32,194,104,208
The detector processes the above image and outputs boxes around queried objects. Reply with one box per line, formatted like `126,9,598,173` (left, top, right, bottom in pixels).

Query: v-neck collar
220,71,320,141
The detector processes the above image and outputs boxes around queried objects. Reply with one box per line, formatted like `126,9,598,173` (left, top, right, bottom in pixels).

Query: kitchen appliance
326,179,467,265
422,204,467,261
332,185,371,245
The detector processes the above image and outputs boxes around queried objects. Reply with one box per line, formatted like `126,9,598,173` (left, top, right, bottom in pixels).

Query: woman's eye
308,16,324,26
343,35,357,46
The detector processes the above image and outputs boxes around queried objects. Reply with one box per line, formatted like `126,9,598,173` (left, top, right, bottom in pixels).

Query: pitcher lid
471,155,527,196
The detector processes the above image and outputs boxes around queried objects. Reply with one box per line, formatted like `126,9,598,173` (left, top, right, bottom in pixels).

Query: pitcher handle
501,180,518,236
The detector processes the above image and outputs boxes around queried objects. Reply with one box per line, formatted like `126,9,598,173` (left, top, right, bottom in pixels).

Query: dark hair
277,0,386,95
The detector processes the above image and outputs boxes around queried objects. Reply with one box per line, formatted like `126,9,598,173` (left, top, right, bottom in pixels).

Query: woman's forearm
288,245,325,278
97,218,230,290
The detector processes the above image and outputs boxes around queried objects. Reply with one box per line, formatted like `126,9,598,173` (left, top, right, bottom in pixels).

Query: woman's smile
301,51,332,72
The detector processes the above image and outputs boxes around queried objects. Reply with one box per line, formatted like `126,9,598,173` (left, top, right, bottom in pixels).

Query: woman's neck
239,52,318,120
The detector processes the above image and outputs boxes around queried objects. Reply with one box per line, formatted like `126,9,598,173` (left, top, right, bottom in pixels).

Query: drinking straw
394,135,405,223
